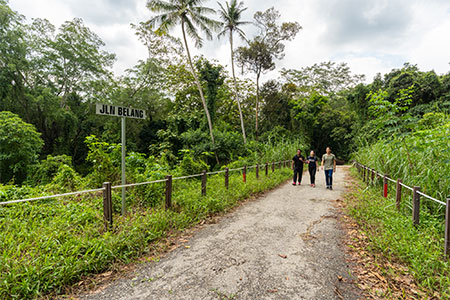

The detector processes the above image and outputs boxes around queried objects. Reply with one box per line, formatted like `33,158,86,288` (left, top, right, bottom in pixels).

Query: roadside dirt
78,166,363,300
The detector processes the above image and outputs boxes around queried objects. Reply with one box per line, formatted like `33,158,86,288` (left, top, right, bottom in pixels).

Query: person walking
292,149,305,185
321,147,336,190
307,150,319,187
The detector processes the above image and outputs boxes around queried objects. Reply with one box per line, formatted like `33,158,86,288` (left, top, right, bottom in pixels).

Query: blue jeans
325,169,333,187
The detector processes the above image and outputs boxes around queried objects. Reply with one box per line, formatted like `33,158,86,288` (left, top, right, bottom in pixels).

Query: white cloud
8,0,450,81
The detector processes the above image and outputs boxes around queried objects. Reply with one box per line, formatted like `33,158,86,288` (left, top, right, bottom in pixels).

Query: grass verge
344,167,450,299
0,167,291,299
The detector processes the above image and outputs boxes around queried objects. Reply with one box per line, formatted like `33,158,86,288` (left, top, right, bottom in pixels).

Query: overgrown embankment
0,139,301,299
347,116,450,298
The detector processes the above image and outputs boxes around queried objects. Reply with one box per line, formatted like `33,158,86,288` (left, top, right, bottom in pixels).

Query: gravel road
81,166,361,300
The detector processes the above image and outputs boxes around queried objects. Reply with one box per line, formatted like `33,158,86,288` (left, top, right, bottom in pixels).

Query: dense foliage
1,0,449,298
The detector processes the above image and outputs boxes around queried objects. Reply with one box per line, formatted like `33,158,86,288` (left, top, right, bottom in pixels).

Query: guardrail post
363,167,366,182
256,164,259,179
243,165,247,183
371,169,375,184
165,175,172,209
396,179,402,211
412,186,420,226
225,168,229,189
445,198,450,258
383,174,388,197
201,170,207,196
265,163,268,176
272,161,275,173
102,182,112,231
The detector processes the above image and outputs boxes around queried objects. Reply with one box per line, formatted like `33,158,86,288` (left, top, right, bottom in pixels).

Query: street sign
96,103,146,120
96,103,147,215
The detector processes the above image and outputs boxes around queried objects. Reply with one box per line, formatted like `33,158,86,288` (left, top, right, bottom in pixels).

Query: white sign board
96,103,146,120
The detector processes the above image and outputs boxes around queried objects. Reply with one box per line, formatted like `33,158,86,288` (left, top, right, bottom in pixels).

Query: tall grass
353,121,450,204
0,165,291,299
225,138,305,169
350,115,450,297
347,168,450,298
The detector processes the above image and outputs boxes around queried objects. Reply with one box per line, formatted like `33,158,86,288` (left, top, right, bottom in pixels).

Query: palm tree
147,0,222,155
217,0,249,144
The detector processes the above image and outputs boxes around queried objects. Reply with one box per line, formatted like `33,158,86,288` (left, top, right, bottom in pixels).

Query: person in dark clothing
307,150,319,187
291,149,305,185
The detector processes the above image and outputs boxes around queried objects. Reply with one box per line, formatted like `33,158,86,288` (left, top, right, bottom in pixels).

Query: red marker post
383,174,388,198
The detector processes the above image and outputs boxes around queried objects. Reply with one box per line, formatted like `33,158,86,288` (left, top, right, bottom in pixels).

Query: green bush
49,164,82,192
0,111,43,184
175,149,209,175
29,155,74,185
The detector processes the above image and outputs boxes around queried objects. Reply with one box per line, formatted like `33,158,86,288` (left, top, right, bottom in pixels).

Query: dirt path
81,166,361,300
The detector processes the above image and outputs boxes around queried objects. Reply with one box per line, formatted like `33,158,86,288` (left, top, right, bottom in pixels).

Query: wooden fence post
396,179,402,211
165,175,172,209
256,164,259,179
383,174,388,197
412,186,420,226
201,170,207,196
102,182,112,231
265,163,268,176
272,161,275,173
445,198,450,258
225,167,229,189
243,165,247,183
363,167,366,182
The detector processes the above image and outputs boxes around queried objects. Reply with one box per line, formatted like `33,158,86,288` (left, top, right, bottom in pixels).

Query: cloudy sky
9,0,450,82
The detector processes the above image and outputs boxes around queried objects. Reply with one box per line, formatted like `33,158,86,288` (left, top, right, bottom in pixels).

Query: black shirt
292,154,305,169
307,156,318,169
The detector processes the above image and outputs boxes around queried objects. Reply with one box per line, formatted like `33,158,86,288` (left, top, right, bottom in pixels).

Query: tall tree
146,0,221,162
236,7,301,139
236,40,274,139
217,0,249,144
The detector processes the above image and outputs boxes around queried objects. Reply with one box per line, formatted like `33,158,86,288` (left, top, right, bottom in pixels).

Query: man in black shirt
291,149,305,185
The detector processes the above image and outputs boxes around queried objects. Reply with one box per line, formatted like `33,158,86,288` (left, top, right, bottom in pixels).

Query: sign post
96,104,146,215
121,117,126,215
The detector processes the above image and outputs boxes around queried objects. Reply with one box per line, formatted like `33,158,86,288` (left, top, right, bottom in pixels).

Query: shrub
0,111,43,184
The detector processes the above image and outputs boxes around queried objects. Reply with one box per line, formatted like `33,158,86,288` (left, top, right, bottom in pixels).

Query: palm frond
190,5,217,15
216,0,249,39
184,17,203,47
190,12,221,40
147,0,178,13
148,12,179,32
235,27,247,41
217,28,228,39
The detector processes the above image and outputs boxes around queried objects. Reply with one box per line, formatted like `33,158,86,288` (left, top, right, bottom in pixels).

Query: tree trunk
229,31,247,144
181,20,219,164
255,72,260,141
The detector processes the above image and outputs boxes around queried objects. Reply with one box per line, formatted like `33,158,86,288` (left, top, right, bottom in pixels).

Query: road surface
81,166,361,300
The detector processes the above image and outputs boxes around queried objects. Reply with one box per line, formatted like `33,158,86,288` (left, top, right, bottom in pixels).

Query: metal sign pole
121,117,126,215
95,103,146,216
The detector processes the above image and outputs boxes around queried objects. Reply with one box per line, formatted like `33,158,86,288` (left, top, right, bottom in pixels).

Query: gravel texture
81,166,361,300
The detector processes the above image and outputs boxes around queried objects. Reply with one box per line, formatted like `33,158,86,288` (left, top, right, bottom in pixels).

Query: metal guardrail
0,187,105,206
354,162,445,206
353,161,450,258
0,160,290,207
